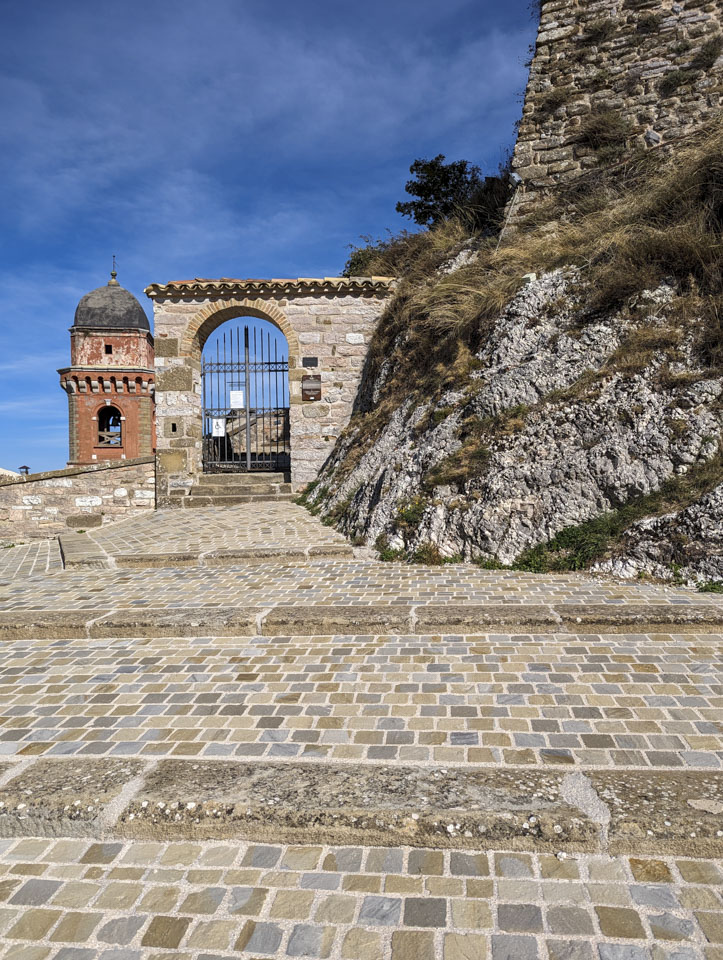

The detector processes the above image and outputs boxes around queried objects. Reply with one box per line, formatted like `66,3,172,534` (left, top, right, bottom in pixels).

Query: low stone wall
0,457,155,540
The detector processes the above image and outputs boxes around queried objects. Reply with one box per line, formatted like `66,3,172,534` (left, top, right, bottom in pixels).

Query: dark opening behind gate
202,324,290,472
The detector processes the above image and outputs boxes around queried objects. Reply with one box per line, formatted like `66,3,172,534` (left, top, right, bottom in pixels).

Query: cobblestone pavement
0,837,720,959
1,559,718,608
0,507,721,958
78,503,353,566
0,633,720,770
0,540,62,580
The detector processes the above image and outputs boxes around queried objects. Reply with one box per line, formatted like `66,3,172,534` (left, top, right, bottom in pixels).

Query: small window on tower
98,406,122,446
105,344,112,355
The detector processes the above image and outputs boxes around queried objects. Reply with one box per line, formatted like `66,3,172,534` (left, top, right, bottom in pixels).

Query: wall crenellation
510,0,722,219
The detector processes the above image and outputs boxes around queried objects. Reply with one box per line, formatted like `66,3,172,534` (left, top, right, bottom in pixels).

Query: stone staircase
168,471,294,507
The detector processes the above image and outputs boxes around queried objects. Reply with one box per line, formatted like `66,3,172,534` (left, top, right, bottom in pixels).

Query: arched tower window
98,405,122,446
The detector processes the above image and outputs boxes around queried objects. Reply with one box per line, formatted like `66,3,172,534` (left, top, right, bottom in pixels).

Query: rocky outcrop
594,483,723,582
308,270,722,582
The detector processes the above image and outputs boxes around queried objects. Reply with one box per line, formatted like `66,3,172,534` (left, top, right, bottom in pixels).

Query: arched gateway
145,277,394,499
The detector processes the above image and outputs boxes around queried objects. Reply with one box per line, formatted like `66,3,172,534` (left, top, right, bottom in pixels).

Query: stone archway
146,277,394,498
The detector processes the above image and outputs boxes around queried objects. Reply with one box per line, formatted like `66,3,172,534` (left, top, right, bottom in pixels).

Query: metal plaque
302,356,319,368
301,375,322,401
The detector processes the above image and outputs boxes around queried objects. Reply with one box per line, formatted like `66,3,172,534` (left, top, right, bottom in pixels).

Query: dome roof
74,274,150,331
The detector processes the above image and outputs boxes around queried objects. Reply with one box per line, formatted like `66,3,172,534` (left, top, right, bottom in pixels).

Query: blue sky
0,0,535,472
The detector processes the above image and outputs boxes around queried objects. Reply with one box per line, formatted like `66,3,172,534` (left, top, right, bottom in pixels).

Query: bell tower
59,267,156,465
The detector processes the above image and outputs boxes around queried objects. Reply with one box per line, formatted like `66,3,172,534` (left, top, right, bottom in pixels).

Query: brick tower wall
509,0,722,221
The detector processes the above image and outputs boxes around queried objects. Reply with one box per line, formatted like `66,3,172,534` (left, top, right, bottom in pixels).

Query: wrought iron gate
202,325,290,473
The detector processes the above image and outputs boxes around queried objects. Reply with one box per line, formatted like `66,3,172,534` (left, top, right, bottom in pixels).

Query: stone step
2,600,722,640
173,493,296,507
196,472,290,485
203,483,291,495
169,484,292,498
0,757,719,857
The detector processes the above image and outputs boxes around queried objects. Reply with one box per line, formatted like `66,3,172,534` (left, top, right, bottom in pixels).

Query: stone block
154,337,179,357
156,366,194,392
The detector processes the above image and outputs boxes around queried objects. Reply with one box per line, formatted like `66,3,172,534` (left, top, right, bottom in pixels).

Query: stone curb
59,542,354,571
58,532,110,570
0,758,720,858
1,602,723,640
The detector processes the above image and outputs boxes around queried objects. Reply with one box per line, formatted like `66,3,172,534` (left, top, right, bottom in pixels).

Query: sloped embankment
304,128,723,584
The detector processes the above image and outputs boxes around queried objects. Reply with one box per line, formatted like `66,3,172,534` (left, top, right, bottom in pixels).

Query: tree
396,154,484,226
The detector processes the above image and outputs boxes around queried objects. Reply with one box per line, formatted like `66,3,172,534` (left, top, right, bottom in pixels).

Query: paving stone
450,852,489,876
696,912,723,942
140,916,190,948
629,859,673,883
391,931,436,960
341,927,382,960
648,912,696,941
49,912,101,942
186,920,235,949
495,854,533,878
451,900,492,929
270,889,315,919
491,934,539,960
286,923,334,957
547,942,594,960
444,932,488,960
96,916,147,945
403,897,447,927
6,908,62,939
358,895,402,925
10,879,62,905
597,947,650,960
234,920,283,954
50,950,96,960
497,903,543,932
547,905,595,935
595,906,646,939
631,885,680,909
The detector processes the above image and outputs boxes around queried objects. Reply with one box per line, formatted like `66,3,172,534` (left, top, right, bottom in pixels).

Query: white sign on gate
229,390,244,408
211,418,226,437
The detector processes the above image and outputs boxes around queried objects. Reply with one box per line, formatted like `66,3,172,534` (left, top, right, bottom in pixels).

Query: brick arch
181,298,299,367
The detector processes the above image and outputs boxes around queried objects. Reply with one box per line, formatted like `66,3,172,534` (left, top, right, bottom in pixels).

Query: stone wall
0,457,156,540
146,279,394,496
510,0,722,220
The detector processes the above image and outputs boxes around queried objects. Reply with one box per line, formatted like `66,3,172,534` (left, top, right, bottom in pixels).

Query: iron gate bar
201,323,290,473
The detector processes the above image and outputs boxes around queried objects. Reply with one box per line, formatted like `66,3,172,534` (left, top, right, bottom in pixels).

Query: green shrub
536,87,573,116
396,496,428,529
659,68,698,98
375,535,405,562
577,109,632,155
698,580,723,593
637,13,661,34
692,34,723,70
584,19,616,43
412,542,445,564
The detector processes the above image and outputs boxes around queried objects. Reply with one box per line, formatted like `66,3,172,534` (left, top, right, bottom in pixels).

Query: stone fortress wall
0,457,155,540
510,0,722,220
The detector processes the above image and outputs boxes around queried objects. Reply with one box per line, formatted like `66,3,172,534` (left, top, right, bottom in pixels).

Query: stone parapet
0,457,155,540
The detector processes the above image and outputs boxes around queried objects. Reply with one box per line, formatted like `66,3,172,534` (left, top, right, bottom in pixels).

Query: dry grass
329,122,722,482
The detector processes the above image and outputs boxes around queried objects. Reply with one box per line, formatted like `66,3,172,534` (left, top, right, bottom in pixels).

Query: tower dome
73,270,150,331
